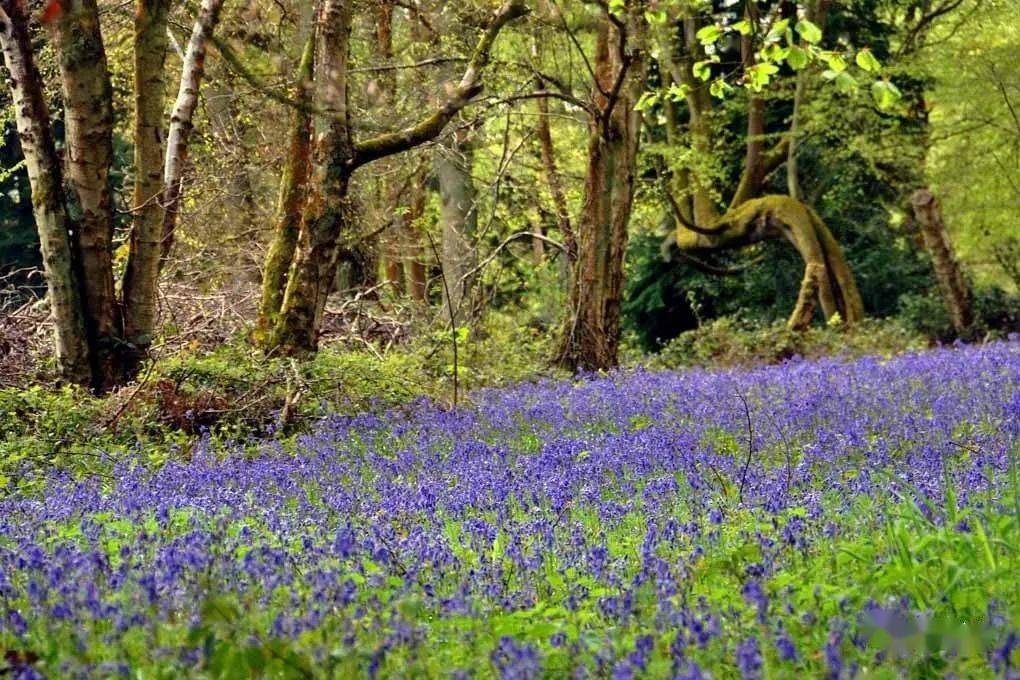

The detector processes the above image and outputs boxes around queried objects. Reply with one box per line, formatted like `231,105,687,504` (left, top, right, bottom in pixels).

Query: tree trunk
161,0,227,264
911,189,973,334
729,4,766,210
270,0,355,354
272,171,353,353
436,129,478,327
535,81,575,261
49,0,121,390
789,263,823,331
372,0,405,295
673,195,864,327
256,33,315,345
121,0,172,365
660,1,861,332
266,0,527,355
405,178,428,303
0,1,90,384
557,17,645,372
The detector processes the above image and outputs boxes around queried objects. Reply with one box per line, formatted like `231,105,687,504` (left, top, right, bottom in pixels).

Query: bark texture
911,189,973,334
557,16,645,371
256,33,316,344
161,0,227,263
0,1,90,383
49,0,121,390
270,0,356,353
122,0,172,359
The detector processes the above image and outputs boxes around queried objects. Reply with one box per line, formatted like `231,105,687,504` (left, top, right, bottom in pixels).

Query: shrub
898,284,1020,342
641,316,927,369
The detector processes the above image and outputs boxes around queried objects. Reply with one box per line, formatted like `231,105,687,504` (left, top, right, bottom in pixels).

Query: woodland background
0,0,1017,430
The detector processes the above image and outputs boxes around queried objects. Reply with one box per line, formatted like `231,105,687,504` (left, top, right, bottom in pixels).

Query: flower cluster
1,343,1018,677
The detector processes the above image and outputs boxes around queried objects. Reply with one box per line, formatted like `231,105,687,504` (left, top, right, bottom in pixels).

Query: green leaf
696,25,723,46
796,19,823,44
608,0,626,16
833,71,857,93
634,92,659,111
666,82,690,101
746,62,780,90
786,45,809,70
693,60,713,82
762,43,789,63
200,595,241,626
820,52,847,72
644,9,668,24
766,18,790,43
871,79,902,109
709,78,734,98
855,48,882,73
732,19,752,36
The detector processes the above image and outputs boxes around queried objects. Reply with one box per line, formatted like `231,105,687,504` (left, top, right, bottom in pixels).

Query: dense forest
0,0,1019,677
0,0,1016,391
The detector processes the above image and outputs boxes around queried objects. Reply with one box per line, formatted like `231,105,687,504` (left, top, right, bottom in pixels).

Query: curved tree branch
351,0,530,169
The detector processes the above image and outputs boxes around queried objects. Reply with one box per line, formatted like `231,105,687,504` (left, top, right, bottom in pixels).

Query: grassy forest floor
1,325,1018,677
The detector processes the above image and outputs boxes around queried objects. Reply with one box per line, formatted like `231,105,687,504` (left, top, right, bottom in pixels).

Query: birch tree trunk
122,0,173,362
0,1,90,384
161,0,227,264
48,0,121,390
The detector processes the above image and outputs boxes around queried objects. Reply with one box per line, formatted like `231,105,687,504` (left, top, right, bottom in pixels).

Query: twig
424,230,459,408
735,390,755,503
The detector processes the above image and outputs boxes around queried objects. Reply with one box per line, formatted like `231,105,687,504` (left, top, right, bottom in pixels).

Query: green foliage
636,316,927,369
688,4,899,106
0,123,40,304
898,284,1020,342
920,0,1020,289
0,385,107,488
0,345,444,493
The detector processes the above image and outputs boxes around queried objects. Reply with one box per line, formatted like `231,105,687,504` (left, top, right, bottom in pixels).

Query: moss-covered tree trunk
911,189,973,334
265,0,527,355
256,33,316,346
269,0,355,354
557,16,645,372
121,0,172,367
661,3,861,332
673,196,864,327
0,0,90,384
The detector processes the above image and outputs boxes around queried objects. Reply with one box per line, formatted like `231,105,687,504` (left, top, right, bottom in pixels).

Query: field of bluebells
2,342,1019,678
